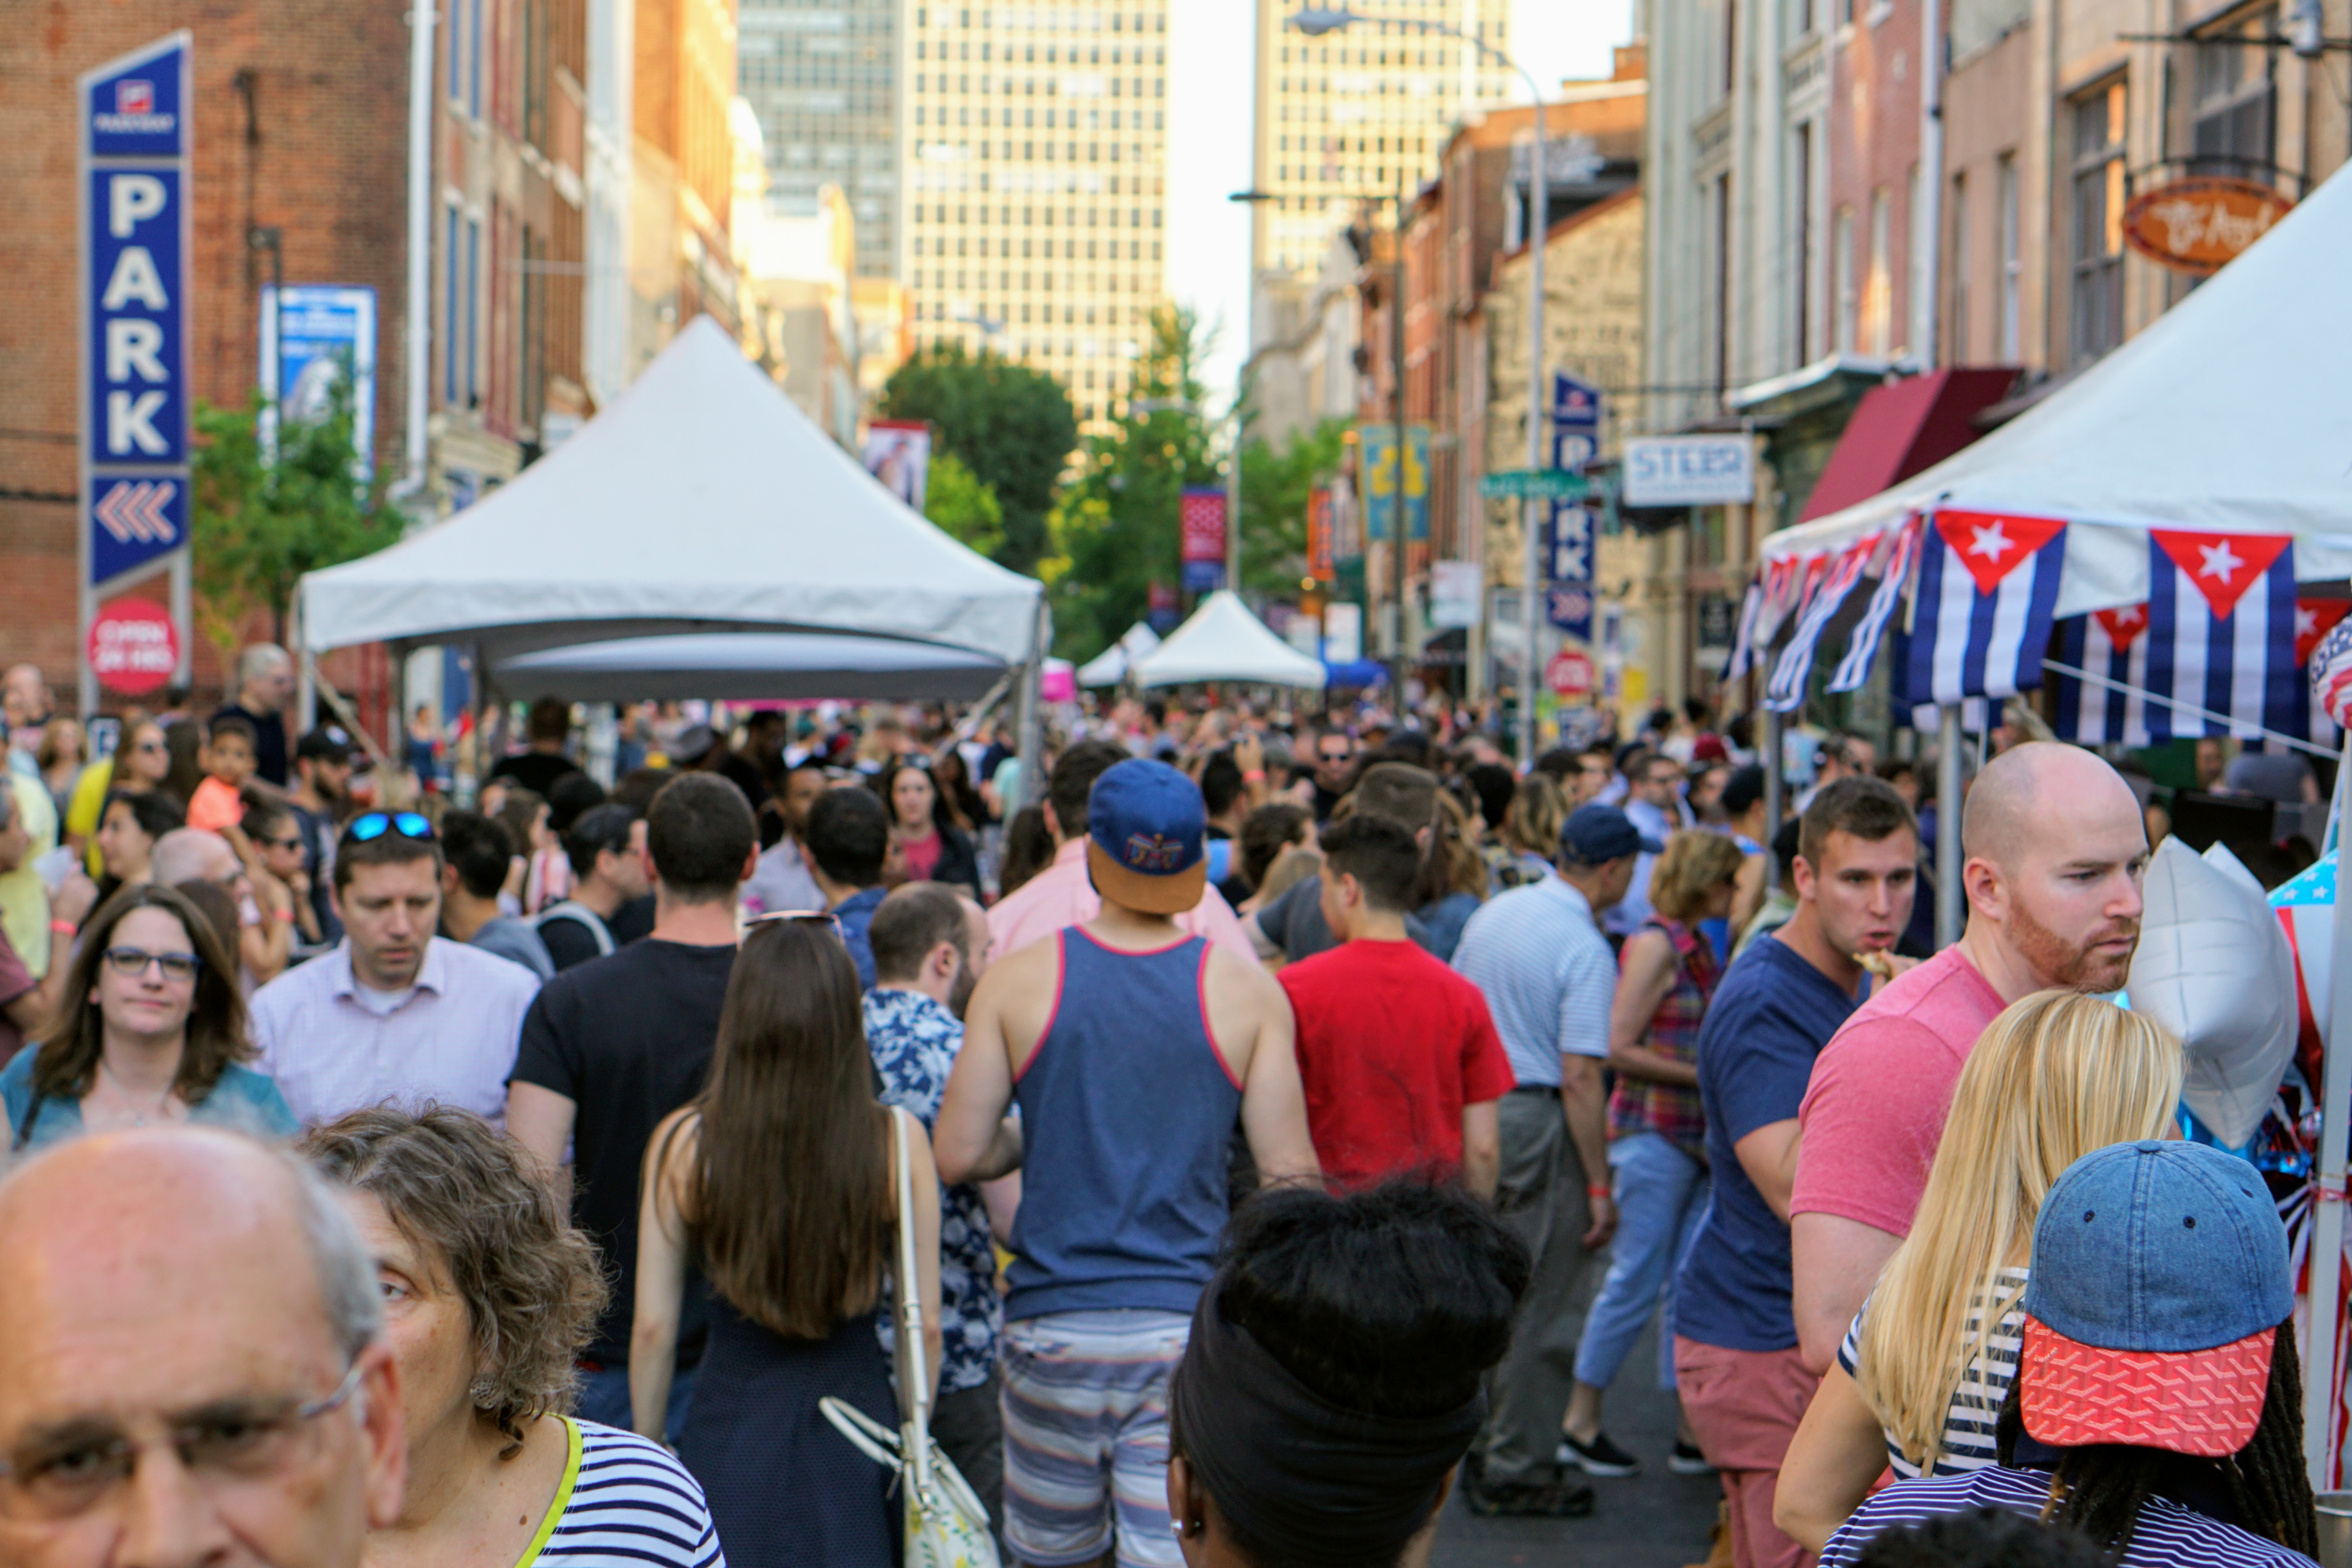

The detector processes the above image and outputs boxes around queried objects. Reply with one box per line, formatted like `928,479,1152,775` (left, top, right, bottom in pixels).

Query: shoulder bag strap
12,1087,45,1153
891,1105,934,1499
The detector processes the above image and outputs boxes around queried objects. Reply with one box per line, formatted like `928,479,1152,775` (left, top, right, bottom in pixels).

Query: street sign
80,31,193,711
1624,435,1756,506
1481,468,1589,501
1553,370,1603,431
87,599,179,696
1547,648,1596,700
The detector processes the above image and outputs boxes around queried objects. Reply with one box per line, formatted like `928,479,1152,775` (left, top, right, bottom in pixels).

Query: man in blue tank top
938,758,1321,1568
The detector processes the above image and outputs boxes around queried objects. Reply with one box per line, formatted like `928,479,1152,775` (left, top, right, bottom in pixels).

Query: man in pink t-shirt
1788,742,2149,1371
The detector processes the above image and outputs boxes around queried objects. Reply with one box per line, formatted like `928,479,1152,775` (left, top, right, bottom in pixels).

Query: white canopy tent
298,316,1044,674
1075,622,1163,688
1759,162,2352,603
1133,591,1327,690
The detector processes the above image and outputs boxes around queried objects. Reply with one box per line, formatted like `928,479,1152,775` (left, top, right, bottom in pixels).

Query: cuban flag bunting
2052,604,2154,745
1907,509,2068,707
1726,555,1811,682
1827,521,1922,694
2144,530,2297,739
1764,535,1878,712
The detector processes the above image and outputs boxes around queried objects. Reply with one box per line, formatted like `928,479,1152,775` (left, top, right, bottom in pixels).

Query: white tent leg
2308,734,2352,1491
1936,704,1963,948
1014,597,1051,811
1760,709,1784,833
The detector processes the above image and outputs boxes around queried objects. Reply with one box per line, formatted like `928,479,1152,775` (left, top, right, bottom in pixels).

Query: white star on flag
2198,540,2245,583
2298,606,2318,637
2113,605,2145,629
1968,521,2014,561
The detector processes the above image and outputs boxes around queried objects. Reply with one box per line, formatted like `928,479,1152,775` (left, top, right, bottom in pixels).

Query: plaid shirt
1607,916,1718,1158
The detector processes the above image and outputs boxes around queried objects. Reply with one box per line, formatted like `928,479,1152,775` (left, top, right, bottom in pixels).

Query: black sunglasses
343,811,436,846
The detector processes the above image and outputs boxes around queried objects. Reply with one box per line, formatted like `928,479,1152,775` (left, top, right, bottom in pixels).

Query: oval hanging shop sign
2122,177,2294,274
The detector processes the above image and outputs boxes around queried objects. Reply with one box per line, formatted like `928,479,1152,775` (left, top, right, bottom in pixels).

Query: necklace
98,1058,177,1127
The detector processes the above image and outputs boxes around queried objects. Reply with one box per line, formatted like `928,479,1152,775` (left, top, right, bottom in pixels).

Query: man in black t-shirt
505,772,758,1440
487,696,583,798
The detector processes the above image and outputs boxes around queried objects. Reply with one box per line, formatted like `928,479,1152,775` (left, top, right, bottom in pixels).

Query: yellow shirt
65,757,115,877
2,770,58,975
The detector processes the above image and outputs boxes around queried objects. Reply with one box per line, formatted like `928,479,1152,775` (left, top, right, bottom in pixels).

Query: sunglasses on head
344,811,435,845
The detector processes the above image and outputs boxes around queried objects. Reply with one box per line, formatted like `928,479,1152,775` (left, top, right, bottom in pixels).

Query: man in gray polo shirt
1450,802,1649,1517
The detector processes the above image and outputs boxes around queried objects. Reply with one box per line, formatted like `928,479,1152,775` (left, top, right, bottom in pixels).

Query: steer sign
79,32,193,714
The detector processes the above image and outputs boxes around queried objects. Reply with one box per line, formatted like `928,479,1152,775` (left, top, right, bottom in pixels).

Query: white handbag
820,1106,1002,1568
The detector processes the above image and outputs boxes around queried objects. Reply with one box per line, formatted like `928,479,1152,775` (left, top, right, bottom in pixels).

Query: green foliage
1047,305,1221,660
1237,415,1351,596
878,342,1077,574
924,451,1006,561
190,379,400,664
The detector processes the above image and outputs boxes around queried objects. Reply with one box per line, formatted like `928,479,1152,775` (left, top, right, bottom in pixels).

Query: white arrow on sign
94,479,178,544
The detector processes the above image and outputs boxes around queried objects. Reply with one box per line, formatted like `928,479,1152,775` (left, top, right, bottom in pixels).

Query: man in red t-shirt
1789,741,2149,1371
1278,813,1514,1194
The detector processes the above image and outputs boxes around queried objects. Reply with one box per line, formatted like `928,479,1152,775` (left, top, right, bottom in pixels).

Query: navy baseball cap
2020,1140,2292,1457
1085,758,1208,915
1559,803,1656,865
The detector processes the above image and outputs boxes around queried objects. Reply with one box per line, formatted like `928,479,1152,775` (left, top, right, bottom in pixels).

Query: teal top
0,1049,299,1151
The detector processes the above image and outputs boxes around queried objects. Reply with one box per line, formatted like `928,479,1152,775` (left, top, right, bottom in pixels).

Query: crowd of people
0,651,2332,1568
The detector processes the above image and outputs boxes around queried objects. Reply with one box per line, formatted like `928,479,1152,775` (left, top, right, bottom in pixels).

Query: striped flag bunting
1725,555,1811,682
1763,535,1877,711
2143,529,2296,739
2053,604,2155,745
1907,509,2067,707
1828,522,1922,694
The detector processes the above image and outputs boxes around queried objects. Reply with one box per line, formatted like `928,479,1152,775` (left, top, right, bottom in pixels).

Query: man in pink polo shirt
1789,741,2148,1372
987,739,1256,963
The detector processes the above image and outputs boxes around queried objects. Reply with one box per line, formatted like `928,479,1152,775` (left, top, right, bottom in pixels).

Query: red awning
1796,367,2019,523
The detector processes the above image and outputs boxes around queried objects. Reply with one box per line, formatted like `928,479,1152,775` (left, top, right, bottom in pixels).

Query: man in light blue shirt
1451,803,1641,1516
1610,749,1684,937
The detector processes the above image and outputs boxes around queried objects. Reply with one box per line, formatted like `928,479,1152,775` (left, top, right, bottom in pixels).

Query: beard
947,959,978,1020
2007,897,2140,993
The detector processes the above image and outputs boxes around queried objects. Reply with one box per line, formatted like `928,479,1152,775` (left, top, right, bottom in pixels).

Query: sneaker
1555,1430,1642,1477
1463,1474,1598,1518
1669,1440,1716,1475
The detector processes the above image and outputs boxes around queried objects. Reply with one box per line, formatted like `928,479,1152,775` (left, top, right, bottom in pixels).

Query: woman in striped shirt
1774,992,2185,1552
303,1105,726,1568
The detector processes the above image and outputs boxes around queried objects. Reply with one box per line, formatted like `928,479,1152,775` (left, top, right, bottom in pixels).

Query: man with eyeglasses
0,1125,406,1566
249,811,540,1129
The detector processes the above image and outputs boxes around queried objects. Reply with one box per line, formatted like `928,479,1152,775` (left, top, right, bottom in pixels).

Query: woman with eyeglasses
0,883,296,1151
877,759,978,895
63,716,174,876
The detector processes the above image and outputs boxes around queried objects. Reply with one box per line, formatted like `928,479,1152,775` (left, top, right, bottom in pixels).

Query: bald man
1786,742,2147,1370
0,1127,405,1566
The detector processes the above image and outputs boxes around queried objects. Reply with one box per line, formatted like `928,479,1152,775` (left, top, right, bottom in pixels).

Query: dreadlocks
1994,1322,2317,1563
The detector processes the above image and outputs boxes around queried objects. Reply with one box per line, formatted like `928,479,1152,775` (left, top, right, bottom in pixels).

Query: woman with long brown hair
1,882,296,1150
633,915,944,1566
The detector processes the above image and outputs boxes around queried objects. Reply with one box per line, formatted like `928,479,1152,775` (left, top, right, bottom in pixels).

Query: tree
1237,415,1351,597
1047,305,1221,660
190,377,401,668
878,342,1076,574
924,451,1005,561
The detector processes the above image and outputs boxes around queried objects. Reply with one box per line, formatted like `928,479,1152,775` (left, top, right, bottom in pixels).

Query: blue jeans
1572,1132,1710,1393
575,1361,699,1443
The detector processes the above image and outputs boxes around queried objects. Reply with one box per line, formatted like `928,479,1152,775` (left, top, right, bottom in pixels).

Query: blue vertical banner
1359,423,1431,543
260,285,379,466
80,32,192,702
1547,372,1603,645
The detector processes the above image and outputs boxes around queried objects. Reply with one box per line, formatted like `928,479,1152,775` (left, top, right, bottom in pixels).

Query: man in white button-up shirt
249,813,539,1127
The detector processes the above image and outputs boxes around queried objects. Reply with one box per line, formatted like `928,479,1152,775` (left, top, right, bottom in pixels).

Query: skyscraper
1250,0,1513,280
898,1,1171,428
738,0,901,279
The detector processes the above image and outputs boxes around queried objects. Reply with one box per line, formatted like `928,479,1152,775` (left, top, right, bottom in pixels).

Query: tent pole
1014,596,1051,811
1760,708,1784,834
2307,731,2352,1492
1936,703,1963,948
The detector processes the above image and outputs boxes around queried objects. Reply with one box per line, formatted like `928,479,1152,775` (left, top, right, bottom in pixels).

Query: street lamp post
1289,8,1548,766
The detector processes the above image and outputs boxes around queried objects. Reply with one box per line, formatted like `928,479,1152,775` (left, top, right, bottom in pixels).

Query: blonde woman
1495,773,1569,891
1772,991,2185,1552
1559,828,1748,1477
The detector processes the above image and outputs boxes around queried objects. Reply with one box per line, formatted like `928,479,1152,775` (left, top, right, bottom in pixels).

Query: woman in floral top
1559,829,1748,1477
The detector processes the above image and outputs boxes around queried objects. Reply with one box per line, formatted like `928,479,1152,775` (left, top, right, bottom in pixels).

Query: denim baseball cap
1085,758,1208,915
2019,1140,2292,1457
1559,803,1655,865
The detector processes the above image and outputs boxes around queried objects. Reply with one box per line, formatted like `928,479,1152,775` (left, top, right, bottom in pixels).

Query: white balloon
2127,837,2297,1149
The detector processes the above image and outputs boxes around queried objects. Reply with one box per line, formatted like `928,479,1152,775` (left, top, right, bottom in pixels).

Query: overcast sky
1165,0,1639,422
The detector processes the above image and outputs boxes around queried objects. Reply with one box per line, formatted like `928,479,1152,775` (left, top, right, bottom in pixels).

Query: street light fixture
1284,4,1553,768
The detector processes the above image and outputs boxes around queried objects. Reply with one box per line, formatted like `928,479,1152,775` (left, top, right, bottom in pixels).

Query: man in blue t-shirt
1672,776,1918,1568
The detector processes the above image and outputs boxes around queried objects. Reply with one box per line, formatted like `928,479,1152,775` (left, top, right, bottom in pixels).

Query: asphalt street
1432,1320,1724,1568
